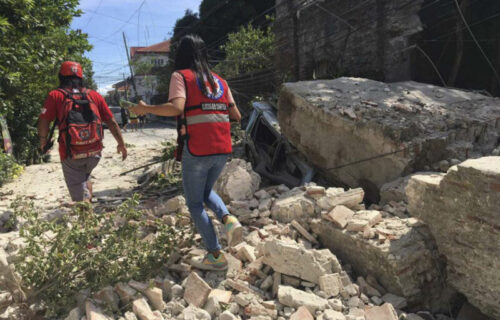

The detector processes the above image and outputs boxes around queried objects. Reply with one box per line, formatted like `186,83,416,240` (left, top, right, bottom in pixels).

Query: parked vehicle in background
244,101,314,188
106,106,122,128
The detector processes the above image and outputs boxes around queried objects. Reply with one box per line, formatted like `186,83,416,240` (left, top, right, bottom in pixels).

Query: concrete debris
364,303,399,320
407,157,500,319
262,239,341,284
4,164,494,320
214,159,261,202
278,285,329,313
183,272,212,308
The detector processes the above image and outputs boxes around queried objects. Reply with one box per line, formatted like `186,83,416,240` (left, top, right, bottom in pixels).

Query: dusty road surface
0,122,177,218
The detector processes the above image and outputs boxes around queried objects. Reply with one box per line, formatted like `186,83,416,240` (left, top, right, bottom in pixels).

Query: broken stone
328,298,343,312
85,300,112,320
357,277,381,297
226,253,243,278
244,303,278,318
170,284,184,299
128,280,166,311
260,275,273,291
238,244,256,262
364,303,398,320
290,306,314,320
184,272,212,308
271,192,316,223
219,311,238,320
214,159,261,202
272,272,281,298
132,298,163,320
319,274,343,298
124,312,138,320
179,305,211,320
263,240,341,284
290,220,318,244
324,205,355,229
208,289,232,304
255,190,271,199
203,296,221,318
278,285,329,313
318,309,346,320
316,188,365,211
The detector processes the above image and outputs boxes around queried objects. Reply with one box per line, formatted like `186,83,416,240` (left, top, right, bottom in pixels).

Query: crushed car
243,101,314,188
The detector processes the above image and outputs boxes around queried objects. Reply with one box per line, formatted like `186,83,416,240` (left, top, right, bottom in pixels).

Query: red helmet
59,61,83,78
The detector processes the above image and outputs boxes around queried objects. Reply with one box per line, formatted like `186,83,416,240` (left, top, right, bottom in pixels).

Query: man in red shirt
38,61,127,202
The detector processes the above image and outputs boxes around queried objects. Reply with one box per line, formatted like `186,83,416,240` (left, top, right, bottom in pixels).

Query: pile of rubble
1,157,498,320
38,159,456,320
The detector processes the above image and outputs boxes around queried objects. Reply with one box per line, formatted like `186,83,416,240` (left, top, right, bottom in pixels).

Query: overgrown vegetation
0,153,23,187
0,0,95,165
214,23,276,78
10,195,193,317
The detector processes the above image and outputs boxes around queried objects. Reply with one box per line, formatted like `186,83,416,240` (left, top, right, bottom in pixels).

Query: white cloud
98,84,114,95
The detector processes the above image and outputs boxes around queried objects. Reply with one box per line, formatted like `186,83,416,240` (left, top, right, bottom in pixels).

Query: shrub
10,195,194,317
0,152,23,186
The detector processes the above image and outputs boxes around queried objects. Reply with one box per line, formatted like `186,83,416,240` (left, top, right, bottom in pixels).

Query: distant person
120,106,129,132
38,61,127,202
130,34,243,271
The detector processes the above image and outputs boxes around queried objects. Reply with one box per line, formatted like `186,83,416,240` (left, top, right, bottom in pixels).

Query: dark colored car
244,101,314,188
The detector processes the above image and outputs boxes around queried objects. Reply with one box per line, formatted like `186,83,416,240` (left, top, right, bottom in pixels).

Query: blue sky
71,0,201,93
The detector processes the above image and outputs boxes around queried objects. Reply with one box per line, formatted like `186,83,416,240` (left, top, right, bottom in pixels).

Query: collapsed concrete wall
274,0,424,82
278,77,500,201
406,157,500,319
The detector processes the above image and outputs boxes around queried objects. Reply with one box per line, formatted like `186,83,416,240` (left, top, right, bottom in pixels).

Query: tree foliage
0,0,95,164
214,23,275,78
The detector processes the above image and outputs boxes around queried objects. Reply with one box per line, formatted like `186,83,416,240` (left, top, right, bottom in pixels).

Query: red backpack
58,88,104,159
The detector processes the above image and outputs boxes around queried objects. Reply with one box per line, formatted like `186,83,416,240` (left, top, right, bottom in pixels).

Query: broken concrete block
272,272,281,298
226,253,243,279
364,303,398,320
357,277,381,297
238,245,256,262
290,306,314,320
318,309,346,320
123,312,138,320
316,188,365,211
262,240,341,284
179,305,211,320
203,296,221,318
271,191,316,223
346,219,369,232
291,220,318,244
219,310,238,320
214,159,261,202
260,275,273,291
278,78,500,202
278,285,329,313
319,273,343,298
184,272,212,308
209,289,232,304
244,303,278,318
407,157,500,319
128,280,166,311
324,205,355,228
132,298,163,320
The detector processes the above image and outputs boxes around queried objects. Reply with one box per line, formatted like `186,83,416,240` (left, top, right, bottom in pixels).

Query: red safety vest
178,69,232,156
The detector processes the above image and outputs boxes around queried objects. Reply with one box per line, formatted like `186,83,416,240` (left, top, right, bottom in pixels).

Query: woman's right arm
132,98,186,117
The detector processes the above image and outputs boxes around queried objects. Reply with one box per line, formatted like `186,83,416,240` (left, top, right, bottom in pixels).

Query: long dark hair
174,34,217,96
59,75,83,89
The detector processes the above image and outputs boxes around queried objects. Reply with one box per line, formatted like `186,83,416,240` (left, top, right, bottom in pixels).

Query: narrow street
0,122,177,218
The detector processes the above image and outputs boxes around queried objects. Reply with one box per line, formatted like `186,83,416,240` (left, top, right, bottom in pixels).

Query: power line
82,0,104,28
104,0,146,40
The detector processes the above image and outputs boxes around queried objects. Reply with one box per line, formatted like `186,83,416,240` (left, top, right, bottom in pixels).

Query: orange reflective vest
178,69,232,156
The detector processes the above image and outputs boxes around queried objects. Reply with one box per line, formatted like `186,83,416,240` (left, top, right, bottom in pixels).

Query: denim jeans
182,147,230,252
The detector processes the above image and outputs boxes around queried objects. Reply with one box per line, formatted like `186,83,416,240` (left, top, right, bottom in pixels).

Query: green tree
0,0,95,164
214,23,275,78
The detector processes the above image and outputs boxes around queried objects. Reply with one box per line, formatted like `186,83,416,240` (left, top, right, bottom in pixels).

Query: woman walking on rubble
130,34,243,271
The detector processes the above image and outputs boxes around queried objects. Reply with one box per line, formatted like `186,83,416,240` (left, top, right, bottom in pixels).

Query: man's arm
104,118,128,160
38,118,51,151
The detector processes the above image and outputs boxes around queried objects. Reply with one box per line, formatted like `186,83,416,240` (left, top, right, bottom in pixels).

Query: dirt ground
0,122,177,217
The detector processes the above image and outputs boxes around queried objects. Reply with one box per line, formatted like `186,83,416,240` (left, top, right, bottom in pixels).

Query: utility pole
122,32,139,101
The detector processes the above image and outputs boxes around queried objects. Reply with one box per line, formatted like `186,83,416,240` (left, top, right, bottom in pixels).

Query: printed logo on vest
201,103,228,111
196,76,224,100
79,129,91,140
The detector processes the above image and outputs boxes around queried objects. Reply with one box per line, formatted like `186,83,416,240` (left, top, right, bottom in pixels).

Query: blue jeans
182,147,230,252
